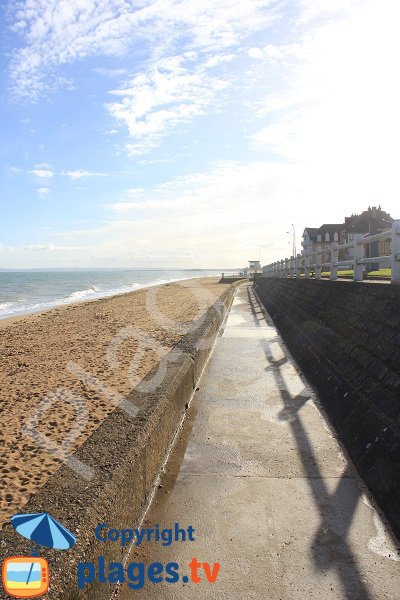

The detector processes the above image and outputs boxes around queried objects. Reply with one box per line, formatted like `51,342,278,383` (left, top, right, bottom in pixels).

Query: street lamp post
286,224,296,258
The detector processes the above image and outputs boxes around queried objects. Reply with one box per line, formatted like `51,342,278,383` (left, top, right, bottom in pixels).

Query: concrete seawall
0,284,238,600
254,278,400,542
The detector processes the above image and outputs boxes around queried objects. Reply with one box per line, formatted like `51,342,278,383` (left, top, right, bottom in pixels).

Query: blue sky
1,0,399,268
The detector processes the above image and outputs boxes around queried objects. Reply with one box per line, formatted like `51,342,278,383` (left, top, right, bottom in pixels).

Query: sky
1,0,399,269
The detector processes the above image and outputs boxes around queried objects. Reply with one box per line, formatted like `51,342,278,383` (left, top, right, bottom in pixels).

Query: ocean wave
65,286,100,301
0,281,172,319
0,299,63,318
0,302,16,312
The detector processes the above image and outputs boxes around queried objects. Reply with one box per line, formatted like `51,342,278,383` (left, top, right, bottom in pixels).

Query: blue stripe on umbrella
10,514,43,527
11,513,76,550
48,519,72,550
50,519,76,548
29,516,54,548
11,515,44,539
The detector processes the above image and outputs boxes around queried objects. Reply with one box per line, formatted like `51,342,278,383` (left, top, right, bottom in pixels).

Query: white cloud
34,162,51,168
0,243,15,252
247,47,264,59
124,187,146,196
249,0,400,207
107,53,230,153
50,150,398,268
204,53,235,68
106,199,176,213
13,165,111,181
28,163,54,178
23,244,53,251
23,243,84,252
137,158,170,165
5,150,400,268
93,67,128,78
247,43,299,63
7,1,276,151
37,187,50,196
8,0,275,99
61,169,109,179
49,161,331,264
296,0,362,22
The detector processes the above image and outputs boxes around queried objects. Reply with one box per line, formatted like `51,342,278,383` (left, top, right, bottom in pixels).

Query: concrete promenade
120,284,399,599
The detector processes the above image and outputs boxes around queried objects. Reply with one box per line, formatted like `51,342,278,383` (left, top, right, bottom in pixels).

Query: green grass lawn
366,268,391,277
320,268,391,278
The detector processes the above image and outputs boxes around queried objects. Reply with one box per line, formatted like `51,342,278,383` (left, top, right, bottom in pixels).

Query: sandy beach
0,277,228,526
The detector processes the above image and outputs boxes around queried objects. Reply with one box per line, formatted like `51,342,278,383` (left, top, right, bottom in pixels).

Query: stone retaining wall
254,278,400,541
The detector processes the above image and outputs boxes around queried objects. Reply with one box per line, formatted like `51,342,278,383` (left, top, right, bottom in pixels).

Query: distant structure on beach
248,260,261,272
220,260,261,282
245,260,262,279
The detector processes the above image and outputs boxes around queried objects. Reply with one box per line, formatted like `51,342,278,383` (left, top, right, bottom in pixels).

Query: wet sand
0,277,228,525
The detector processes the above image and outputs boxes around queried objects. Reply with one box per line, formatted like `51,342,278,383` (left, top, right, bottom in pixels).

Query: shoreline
0,272,223,323
0,276,228,525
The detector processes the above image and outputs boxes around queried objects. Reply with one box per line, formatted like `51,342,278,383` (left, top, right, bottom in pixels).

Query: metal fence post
391,220,400,284
353,233,364,282
316,235,322,279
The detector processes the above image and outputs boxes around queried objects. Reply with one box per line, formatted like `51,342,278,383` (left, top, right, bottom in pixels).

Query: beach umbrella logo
10,513,76,551
2,513,76,598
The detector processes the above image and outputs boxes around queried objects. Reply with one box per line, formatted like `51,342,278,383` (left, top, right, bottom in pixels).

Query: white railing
263,220,400,284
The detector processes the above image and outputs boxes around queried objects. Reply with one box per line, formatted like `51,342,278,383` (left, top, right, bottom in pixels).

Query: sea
0,269,224,320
